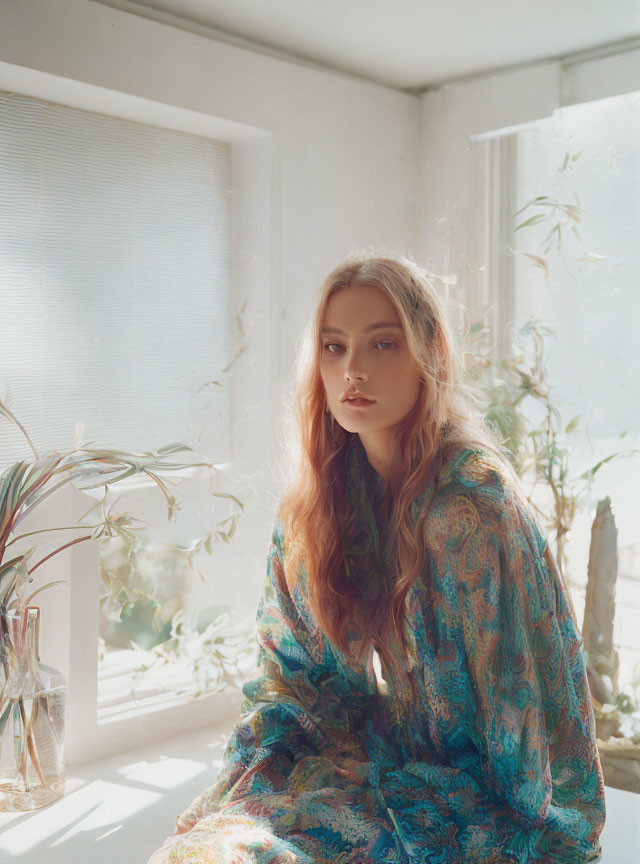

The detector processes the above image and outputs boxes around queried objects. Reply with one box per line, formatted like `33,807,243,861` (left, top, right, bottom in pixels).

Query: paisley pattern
150,435,606,864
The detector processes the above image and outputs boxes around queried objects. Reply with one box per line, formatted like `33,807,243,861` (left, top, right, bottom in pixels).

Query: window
0,91,256,761
507,90,640,693
0,91,233,467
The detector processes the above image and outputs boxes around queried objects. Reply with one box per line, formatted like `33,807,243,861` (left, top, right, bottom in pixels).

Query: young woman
148,254,606,864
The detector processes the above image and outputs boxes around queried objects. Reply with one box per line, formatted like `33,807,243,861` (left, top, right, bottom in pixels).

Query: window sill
0,722,231,863
97,646,258,723
0,723,636,863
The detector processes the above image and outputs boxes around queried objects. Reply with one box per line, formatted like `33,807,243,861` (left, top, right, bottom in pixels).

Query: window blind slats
0,91,233,472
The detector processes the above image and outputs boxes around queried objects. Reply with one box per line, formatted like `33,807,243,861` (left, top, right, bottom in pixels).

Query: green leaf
13,701,22,766
22,579,69,607
513,195,550,218
564,414,581,434
514,213,548,231
0,700,13,736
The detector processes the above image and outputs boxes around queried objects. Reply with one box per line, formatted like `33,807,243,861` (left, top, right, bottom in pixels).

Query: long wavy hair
276,251,526,683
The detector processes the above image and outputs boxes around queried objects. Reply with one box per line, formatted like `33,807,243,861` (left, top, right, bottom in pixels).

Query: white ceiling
96,0,640,92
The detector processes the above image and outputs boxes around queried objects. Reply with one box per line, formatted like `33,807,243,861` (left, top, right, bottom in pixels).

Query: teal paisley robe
154,434,606,864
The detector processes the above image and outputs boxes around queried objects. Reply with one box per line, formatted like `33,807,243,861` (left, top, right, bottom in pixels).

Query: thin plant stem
0,404,39,461
18,694,46,786
5,524,98,549
0,454,67,552
27,534,93,577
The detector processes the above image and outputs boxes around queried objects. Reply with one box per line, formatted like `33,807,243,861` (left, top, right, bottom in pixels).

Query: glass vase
0,605,67,810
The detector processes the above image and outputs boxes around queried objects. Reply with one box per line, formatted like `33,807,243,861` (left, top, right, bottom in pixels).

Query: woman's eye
322,341,395,353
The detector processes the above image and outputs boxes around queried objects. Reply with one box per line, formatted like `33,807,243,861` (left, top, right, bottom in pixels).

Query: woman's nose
343,351,368,382
345,369,367,384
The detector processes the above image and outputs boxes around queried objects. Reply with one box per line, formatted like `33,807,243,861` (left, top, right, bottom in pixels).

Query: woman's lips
342,397,375,407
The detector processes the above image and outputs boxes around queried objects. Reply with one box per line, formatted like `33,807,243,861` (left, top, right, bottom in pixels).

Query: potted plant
0,394,243,811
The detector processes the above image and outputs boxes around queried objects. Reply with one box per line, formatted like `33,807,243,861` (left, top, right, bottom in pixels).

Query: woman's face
319,283,423,439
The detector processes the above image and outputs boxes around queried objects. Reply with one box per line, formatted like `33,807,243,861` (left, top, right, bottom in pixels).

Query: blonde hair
276,251,525,681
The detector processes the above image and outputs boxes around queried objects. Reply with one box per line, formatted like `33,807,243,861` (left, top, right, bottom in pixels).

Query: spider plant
0,395,243,793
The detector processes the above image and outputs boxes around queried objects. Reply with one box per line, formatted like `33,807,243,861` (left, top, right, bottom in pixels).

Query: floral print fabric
152,435,606,864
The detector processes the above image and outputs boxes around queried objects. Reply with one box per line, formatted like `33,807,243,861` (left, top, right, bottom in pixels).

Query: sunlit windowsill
0,723,232,864
97,647,258,723
0,725,637,863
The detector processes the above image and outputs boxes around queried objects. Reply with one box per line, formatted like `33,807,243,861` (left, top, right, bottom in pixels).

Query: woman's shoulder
436,443,507,493
425,444,523,543
428,442,551,569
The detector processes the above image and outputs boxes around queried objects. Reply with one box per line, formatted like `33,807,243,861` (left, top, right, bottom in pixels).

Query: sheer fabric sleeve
174,513,376,834
445,472,606,863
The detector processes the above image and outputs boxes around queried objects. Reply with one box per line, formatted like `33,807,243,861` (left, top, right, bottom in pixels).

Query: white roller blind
0,91,233,471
